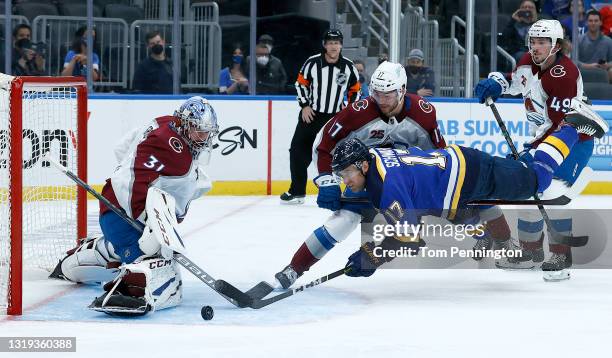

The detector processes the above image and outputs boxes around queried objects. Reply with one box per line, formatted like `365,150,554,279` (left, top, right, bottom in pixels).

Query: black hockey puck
201,305,214,320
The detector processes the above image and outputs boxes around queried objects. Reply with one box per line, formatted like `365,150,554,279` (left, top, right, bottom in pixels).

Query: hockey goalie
50,96,219,316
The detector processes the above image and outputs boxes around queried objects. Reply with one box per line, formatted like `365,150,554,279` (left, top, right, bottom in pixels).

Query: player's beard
380,97,403,117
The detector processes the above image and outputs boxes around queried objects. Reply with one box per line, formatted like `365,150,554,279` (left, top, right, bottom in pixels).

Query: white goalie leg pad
59,236,121,284
136,226,162,260
304,209,361,259
108,257,183,312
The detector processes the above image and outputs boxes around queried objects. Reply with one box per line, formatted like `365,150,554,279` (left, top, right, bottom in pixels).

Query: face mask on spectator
256,56,269,66
232,55,243,64
151,44,164,55
407,65,420,74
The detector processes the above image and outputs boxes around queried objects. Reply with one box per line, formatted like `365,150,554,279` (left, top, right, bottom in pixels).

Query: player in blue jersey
330,100,607,277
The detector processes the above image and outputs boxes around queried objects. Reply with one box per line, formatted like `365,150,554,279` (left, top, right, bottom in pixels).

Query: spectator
61,27,100,80
133,31,173,94
12,39,45,76
219,45,249,94
561,0,587,39
12,24,31,44
353,59,369,97
577,10,612,81
502,0,539,62
404,48,435,97
543,0,592,21
258,34,275,53
601,4,612,36
246,43,287,94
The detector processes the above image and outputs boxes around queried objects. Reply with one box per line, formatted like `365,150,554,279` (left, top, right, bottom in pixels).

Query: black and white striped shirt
295,53,361,114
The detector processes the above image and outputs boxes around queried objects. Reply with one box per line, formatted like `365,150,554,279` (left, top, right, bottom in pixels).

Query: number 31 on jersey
144,155,165,172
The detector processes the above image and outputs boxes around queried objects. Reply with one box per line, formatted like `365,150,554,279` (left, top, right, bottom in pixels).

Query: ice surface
1,196,611,357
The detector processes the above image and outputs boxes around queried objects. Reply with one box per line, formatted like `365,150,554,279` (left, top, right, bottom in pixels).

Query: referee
281,29,361,204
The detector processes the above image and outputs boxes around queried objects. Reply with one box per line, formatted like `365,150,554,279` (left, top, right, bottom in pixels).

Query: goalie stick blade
469,196,571,206
214,280,253,308
245,281,275,300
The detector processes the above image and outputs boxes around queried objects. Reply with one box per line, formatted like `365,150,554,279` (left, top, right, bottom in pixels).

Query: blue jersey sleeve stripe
442,148,458,211
370,149,387,181
447,145,467,220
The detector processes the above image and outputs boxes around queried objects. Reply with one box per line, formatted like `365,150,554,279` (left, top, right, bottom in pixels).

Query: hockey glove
345,237,427,277
506,143,534,165
314,173,341,211
345,242,380,277
474,72,509,104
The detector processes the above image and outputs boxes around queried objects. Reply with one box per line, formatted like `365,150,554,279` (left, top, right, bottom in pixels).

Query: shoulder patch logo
352,99,369,111
549,65,566,78
336,72,348,86
169,137,184,153
418,99,433,113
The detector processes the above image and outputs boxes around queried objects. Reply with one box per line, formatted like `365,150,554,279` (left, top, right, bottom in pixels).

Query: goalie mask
173,96,219,155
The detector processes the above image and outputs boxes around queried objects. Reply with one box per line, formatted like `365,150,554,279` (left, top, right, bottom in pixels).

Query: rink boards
83,95,612,195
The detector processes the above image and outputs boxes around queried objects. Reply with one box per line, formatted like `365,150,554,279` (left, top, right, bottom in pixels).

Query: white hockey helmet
369,61,407,102
526,19,564,65
173,96,219,154
370,61,407,92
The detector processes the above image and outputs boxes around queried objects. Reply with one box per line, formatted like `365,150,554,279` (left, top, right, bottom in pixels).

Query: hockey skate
471,236,492,261
275,264,301,289
280,192,305,205
542,251,572,282
493,238,535,270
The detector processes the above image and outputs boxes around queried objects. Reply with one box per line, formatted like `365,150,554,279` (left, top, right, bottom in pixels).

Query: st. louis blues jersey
365,145,467,226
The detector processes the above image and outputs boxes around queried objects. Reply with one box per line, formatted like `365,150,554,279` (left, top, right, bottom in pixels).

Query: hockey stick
223,196,374,302
45,153,251,308
486,99,588,247
468,196,571,206
215,268,346,309
338,189,572,206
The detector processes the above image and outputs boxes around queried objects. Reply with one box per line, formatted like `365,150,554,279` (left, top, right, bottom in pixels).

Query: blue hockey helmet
174,96,219,153
331,138,371,176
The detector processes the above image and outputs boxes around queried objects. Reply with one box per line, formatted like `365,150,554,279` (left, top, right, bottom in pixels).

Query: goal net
0,74,87,315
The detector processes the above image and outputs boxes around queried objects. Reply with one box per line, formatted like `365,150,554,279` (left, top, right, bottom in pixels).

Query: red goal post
0,74,88,315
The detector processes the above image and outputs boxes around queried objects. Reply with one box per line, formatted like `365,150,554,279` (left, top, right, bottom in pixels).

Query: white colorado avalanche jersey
100,116,212,222
314,94,446,175
504,53,584,146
